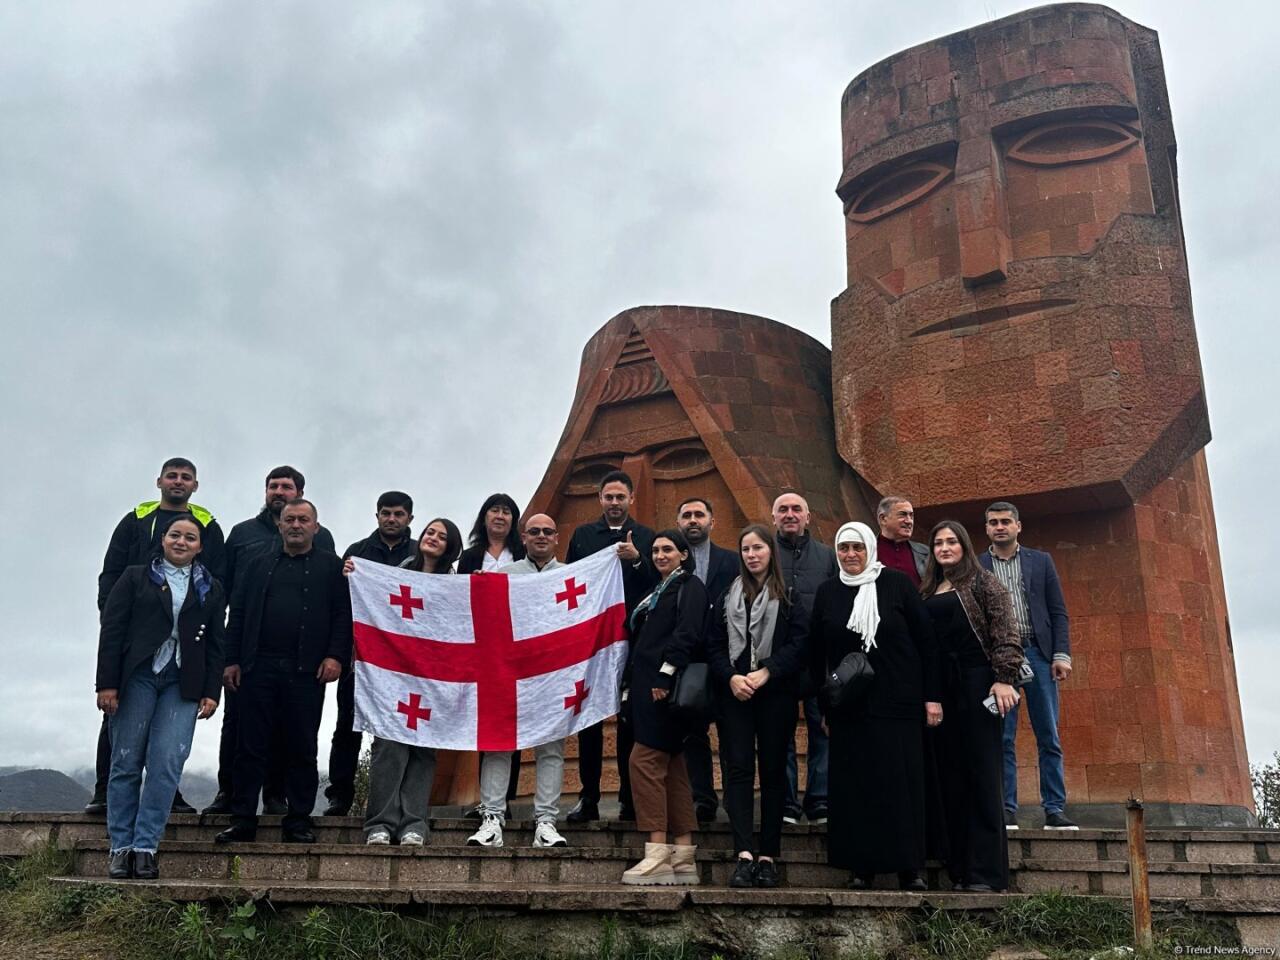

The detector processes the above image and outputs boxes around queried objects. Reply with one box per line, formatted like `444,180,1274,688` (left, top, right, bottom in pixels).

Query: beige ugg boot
621,842,676,885
670,844,699,885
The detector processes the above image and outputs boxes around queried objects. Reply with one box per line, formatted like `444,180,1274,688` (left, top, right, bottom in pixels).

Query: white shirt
481,547,513,572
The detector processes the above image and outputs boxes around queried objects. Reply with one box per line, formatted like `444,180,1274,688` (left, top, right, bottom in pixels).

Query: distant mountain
0,769,90,811
0,767,222,811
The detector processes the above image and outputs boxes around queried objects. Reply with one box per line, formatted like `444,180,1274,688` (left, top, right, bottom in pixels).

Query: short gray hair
876,496,910,520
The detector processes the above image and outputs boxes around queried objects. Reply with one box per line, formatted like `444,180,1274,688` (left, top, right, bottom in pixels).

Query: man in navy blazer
979,501,1077,829
676,497,738,822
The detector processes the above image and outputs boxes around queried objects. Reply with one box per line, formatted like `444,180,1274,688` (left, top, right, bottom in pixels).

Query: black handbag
668,661,711,723
820,650,876,715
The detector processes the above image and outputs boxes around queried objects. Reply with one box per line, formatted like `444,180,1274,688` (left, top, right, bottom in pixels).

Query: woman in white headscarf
809,521,943,890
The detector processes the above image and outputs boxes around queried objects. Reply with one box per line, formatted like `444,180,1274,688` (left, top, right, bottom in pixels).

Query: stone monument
830,3,1250,824
529,4,1252,825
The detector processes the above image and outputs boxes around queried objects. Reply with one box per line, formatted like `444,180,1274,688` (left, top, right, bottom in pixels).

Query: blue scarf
629,569,686,633
147,556,212,604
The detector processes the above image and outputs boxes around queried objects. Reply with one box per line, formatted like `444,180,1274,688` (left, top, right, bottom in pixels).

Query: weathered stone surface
830,3,1250,819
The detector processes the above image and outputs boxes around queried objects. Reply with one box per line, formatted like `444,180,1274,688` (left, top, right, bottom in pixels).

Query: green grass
0,854,1247,960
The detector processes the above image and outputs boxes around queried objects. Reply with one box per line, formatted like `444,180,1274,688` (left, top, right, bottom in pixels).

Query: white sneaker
366,829,391,845
532,821,568,848
399,831,425,847
467,815,504,847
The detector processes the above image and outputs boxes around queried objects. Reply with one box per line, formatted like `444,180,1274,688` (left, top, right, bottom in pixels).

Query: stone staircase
4,812,1280,952
3,811,1277,899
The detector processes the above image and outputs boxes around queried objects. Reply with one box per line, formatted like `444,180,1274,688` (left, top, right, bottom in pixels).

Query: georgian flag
349,547,628,751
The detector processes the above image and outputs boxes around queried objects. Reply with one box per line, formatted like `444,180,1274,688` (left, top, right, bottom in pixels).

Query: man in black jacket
204,465,335,814
676,496,737,823
86,456,224,815
323,490,416,816
564,470,658,823
215,499,351,844
773,492,837,825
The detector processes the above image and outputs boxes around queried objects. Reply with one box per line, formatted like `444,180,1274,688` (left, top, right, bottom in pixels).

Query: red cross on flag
349,547,628,751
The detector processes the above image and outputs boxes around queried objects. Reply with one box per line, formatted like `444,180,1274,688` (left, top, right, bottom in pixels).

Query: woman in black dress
810,521,941,890
620,529,707,886
920,520,1022,892
708,524,808,888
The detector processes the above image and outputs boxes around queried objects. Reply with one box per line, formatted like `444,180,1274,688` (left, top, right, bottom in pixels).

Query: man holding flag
466,513,571,848
346,512,631,839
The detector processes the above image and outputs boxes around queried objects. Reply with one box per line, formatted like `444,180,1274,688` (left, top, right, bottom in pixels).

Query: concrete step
7,811,1280,863
67,837,1280,897
43,875,1280,916
46,876,1280,955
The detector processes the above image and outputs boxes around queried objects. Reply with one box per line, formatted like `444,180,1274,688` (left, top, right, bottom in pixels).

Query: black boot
107,850,133,879
84,793,107,816
898,871,926,891
214,824,257,845
566,798,598,823
202,791,232,815
262,795,288,816
133,852,159,880
754,859,780,888
171,791,195,815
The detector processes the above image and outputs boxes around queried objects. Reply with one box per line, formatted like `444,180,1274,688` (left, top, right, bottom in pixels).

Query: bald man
467,514,570,849
772,492,837,825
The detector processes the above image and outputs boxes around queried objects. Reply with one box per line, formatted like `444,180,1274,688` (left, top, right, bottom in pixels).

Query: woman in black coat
96,516,226,881
810,521,941,890
708,523,807,888
620,529,707,886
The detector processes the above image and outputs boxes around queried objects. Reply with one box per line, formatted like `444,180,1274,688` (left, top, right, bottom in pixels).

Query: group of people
92,458,1074,892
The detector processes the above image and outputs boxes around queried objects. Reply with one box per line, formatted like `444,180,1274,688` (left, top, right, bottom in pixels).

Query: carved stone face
831,5,1208,509
529,306,871,549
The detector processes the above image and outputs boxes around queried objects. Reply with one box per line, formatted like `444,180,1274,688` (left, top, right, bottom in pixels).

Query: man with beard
675,497,736,823
203,465,335,814
564,471,657,823
86,457,225,815
772,492,836,825
323,491,416,816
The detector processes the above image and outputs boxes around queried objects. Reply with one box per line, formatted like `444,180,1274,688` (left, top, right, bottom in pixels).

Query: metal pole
1126,796,1153,950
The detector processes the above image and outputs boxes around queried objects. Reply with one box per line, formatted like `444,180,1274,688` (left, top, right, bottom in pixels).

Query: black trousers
684,719,721,812
939,664,1010,890
231,658,326,833
324,671,364,806
717,691,793,858
577,718,633,810
93,716,112,799
215,687,288,802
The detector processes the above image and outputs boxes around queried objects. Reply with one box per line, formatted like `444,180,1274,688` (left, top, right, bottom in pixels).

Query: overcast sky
1,1,1276,783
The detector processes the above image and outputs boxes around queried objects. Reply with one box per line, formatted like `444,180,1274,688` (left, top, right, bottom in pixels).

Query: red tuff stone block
831,5,1245,822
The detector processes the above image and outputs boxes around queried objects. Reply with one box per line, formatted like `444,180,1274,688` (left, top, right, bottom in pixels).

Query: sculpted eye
1006,120,1139,167
845,161,952,223
566,459,622,495
650,442,714,480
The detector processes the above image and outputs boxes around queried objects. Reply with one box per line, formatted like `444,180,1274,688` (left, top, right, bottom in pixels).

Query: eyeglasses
525,527,557,537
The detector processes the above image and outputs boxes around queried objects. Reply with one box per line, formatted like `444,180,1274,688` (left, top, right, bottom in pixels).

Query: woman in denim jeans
96,517,226,880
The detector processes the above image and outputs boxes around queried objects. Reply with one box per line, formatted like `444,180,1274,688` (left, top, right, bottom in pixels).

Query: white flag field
348,547,628,751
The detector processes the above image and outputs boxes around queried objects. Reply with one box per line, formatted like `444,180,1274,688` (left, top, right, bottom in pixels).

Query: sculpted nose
955,139,1010,287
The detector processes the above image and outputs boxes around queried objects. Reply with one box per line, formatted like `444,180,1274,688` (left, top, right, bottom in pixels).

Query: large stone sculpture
529,306,869,544
527,4,1251,825
526,306,869,796
831,4,1250,823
